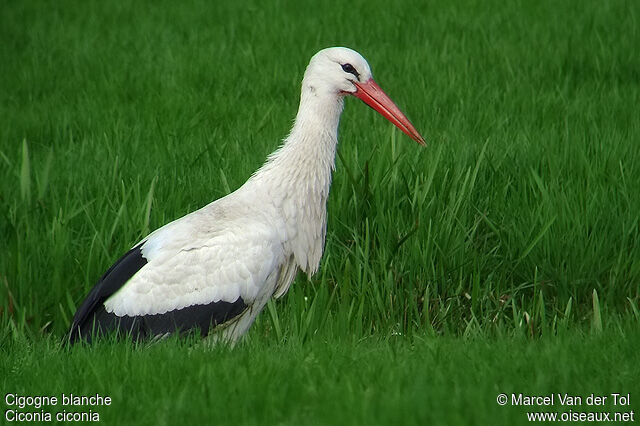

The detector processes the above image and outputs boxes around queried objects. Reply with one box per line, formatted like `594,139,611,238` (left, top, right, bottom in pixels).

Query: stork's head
303,47,425,145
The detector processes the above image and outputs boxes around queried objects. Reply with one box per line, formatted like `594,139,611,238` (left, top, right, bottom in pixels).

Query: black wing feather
83,298,248,342
68,244,147,343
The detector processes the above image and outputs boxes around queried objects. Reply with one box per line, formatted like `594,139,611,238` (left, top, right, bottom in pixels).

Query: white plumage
68,47,425,344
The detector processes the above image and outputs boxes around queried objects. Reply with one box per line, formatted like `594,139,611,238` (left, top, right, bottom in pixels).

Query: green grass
1,0,639,424
2,330,639,425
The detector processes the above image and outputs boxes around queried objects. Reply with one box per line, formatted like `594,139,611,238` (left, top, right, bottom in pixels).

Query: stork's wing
68,215,285,343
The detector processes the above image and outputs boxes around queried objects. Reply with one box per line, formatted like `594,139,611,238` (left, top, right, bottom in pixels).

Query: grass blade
20,139,31,203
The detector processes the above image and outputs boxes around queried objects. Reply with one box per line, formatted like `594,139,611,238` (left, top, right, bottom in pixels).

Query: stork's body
68,47,424,344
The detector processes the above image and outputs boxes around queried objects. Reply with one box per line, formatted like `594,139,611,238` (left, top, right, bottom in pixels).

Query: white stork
68,47,425,344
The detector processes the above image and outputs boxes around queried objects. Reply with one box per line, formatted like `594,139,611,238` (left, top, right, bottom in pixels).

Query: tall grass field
1,0,639,424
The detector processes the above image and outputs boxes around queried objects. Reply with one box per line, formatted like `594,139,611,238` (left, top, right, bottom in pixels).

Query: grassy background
1,0,639,424
3,331,639,424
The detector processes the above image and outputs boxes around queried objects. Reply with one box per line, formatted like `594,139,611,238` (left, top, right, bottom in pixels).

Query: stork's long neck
249,83,345,274
280,84,345,180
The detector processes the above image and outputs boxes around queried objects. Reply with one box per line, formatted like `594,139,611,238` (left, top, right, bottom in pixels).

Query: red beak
352,79,426,145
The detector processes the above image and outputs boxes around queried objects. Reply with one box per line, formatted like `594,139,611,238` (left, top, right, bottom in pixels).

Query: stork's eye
341,63,360,79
